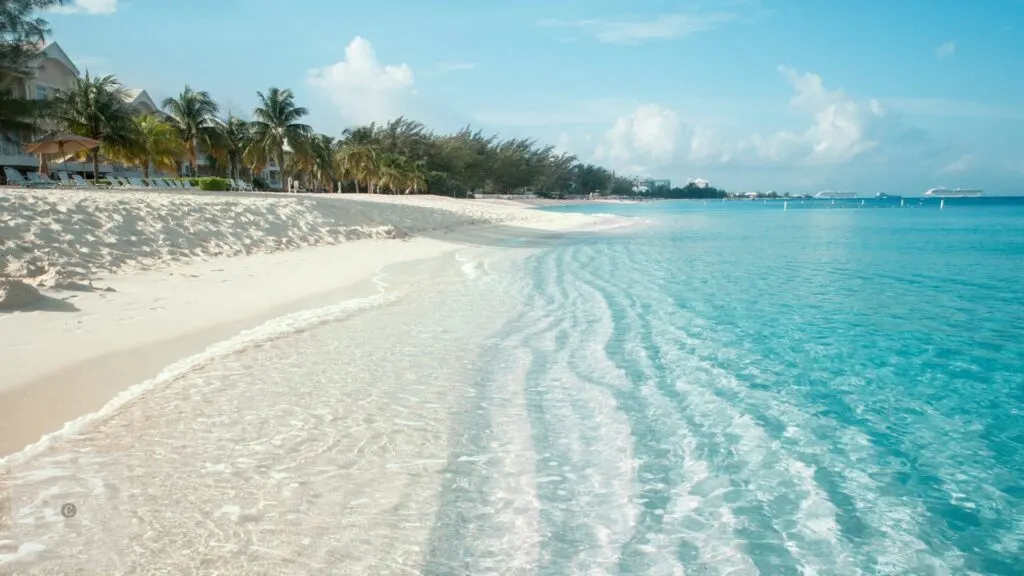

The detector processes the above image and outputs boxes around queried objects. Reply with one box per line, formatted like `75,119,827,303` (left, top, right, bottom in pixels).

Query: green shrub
197,177,231,191
188,178,200,187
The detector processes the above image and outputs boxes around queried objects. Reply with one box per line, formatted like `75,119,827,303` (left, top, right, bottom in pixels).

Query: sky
46,0,1024,194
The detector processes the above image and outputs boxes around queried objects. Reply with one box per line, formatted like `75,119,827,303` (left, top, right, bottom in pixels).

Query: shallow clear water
3,199,1023,575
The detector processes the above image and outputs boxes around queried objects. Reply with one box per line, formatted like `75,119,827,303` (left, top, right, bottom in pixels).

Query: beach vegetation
248,87,313,187
197,176,231,191
161,86,220,178
104,114,185,178
50,72,137,179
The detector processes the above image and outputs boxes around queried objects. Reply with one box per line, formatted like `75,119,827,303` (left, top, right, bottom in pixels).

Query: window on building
36,85,47,100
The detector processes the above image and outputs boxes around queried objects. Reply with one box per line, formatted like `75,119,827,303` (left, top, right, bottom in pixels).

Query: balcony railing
0,141,27,156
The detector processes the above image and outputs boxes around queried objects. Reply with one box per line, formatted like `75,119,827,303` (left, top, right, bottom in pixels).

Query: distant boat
923,187,983,198
876,193,902,199
815,190,858,199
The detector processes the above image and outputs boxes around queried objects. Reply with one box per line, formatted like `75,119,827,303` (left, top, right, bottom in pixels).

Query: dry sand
0,189,616,458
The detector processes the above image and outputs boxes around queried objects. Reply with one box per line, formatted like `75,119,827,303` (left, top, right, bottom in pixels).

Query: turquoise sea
3,197,1022,575
427,197,1024,575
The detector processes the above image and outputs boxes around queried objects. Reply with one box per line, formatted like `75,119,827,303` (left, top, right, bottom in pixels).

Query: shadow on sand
0,293,80,314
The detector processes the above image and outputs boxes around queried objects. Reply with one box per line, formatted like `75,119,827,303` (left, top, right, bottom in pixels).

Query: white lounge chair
54,171,74,187
128,177,152,189
181,180,193,190
3,167,30,186
26,171,57,187
71,174,95,188
107,176,128,189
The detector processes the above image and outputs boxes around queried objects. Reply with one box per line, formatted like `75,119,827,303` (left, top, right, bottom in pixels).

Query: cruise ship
815,190,859,199
923,187,983,198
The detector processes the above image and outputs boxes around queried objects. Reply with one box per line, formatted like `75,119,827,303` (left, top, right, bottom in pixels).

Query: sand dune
0,190,587,292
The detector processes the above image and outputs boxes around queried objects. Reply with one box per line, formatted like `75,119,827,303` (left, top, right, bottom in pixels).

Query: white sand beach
0,189,624,573
0,189,612,456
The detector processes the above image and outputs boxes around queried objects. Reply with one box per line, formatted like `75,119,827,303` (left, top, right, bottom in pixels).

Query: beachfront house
0,42,80,172
2,40,280,188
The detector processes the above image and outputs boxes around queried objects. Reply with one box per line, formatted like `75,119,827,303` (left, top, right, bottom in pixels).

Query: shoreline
0,237,460,459
0,191,623,460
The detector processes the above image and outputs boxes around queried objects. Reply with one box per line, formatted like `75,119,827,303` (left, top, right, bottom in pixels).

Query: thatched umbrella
25,133,101,179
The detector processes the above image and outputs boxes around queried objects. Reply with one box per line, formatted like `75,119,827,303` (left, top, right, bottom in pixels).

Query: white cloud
53,0,117,15
538,12,736,44
306,36,415,125
936,41,956,59
593,104,679,172
742,67,886,165
689,126,733,164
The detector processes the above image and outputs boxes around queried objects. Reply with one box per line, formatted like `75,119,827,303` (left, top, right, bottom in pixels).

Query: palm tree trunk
277,149,286,192
354,179,360,194
91,151,99,182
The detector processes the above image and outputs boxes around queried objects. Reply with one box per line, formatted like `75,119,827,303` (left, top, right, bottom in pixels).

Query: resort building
1,42,80,170
2,41,281,187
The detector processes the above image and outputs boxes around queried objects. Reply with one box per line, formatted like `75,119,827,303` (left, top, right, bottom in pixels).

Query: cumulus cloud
593,104,679,172
306,36,415,125
538,12,736,45
740,67,889,165
52,0,117,15
936,41,956,59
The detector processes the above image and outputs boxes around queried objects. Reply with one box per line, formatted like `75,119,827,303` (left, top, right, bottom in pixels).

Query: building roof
122,88,159,112
35,42,81,77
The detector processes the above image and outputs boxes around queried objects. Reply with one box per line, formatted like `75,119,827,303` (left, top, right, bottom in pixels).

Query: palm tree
249,87,312,191
161,86,220,177
105,114,184,178
335,140,377,194
307,133,334,192
220,115,251,181
51,72,136,178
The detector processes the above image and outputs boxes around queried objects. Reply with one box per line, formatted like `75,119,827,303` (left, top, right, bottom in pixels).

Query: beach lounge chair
161,178,177,188
164,179,179,188
181,180,193,190
26,171,57,187
54,172,74,187
128,177,152,189
3,167,30,186
107,176,127,189
70,174,95,188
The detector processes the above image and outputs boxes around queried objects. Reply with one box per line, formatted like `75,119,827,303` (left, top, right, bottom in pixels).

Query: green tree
0,0,66,82
104,114,184,178
249,87,312,191
220,115,251,180
161,86,220,177
335,130,378,194
51,72,136,178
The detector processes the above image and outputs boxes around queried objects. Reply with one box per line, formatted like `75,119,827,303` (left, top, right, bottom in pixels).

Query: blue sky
47,0,1024,194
